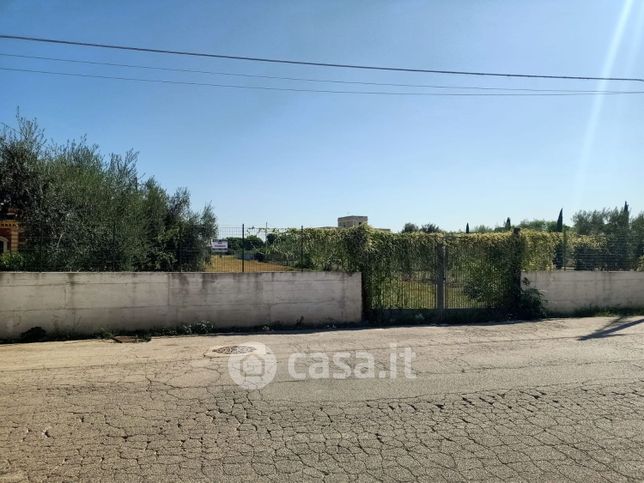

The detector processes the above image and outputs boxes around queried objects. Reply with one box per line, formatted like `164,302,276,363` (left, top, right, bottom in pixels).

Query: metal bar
436,242,446,312
563,227,567,271
300,225,304,272
241,223,245,273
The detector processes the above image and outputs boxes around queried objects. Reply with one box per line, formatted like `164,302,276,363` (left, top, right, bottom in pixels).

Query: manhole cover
211,345,256,354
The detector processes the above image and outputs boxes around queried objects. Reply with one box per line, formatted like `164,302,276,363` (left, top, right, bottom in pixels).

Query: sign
210,239,229,252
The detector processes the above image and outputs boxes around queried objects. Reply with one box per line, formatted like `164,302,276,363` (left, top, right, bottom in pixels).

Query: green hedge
266,227,550,310
264,227,630,314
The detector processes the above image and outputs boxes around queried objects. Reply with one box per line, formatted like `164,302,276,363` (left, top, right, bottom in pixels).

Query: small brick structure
0,219,19,254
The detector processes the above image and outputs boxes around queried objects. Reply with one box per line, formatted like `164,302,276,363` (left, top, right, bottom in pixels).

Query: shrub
637,256,644,272
0,252,28,271
514,278,546,319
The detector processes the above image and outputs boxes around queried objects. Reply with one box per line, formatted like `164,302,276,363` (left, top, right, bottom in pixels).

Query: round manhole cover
210,345,257,355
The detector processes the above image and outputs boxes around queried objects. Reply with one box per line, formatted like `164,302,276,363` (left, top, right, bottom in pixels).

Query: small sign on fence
210,239,229,252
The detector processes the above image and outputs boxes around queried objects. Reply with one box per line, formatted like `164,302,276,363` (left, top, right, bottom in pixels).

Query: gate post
436,241,446,314
511,227,523,307
241,224,245,273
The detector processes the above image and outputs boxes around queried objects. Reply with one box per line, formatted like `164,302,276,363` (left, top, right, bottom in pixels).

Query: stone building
337,216,369,228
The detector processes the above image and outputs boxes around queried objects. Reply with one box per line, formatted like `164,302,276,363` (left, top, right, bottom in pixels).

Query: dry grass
205,255,293,273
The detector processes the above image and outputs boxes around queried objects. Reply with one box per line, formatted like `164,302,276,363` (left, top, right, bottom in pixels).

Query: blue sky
1,0,643,231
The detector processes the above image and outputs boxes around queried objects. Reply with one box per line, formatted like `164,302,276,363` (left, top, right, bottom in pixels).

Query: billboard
210,239,229,252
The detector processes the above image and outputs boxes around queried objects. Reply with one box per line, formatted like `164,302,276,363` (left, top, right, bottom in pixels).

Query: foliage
225,235,265,261
266,226,555,312
0,251,27,271
514,278,546,320
631,213,644,260
637,256,644,272
571,203,635,270
401,223,418,233
518,219,558,232
0,115,216,271
401,222,441,234
448,231,525,309
520,231,560,271
420,223,441,233
568,234,608,271
556,209,563,232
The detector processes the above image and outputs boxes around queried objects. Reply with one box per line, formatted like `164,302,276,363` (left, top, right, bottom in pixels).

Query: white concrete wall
523,271,644,313
0,272,362,339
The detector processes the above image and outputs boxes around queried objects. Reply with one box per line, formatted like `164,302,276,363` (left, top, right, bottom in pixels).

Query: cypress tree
556,209,563,232
555,209,564,269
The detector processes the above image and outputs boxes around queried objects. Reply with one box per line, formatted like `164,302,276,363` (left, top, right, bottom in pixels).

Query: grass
205,255,294,273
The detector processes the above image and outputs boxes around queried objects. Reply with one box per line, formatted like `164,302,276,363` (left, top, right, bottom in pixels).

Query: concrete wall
523,271,644,313
0,271,362,339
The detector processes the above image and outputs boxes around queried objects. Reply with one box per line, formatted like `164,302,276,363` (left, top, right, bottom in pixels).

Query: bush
569,234,607,271
1,115,217,272
514,278,546,319
0,252,28,270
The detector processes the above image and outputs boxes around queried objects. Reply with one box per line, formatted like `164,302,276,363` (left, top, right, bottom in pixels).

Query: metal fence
0,224,310,273
365,237,515,317
3,224,642,323
212,228,519,316
208,225,306,273
555,232,644,271
0,236,216,273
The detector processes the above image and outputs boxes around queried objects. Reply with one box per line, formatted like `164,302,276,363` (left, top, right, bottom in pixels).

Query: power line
0,52,636,94
1,33,643,84
3,66,644,97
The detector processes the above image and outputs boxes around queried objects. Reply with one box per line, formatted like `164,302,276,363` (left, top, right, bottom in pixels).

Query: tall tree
420,223,441,234
0,114,217,271
465,223,470,234
572,203,634,269
556,209,563,232
554,209,565,269
402,223,419,233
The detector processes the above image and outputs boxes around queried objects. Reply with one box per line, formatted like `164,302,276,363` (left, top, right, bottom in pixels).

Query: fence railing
207,225,306,273
561,232,643,271
3,225,643,322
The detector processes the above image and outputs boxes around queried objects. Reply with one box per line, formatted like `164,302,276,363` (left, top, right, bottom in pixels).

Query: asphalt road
1,316,643,481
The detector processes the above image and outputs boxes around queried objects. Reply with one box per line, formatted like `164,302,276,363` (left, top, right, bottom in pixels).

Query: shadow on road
578,317,644,341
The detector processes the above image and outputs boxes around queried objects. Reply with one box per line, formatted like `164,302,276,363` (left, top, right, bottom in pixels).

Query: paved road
0,316,643,481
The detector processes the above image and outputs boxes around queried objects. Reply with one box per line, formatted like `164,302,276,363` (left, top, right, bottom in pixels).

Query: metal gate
364,239,515,322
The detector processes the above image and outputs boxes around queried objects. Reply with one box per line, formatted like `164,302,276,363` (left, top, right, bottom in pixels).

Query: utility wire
0,52,637,94
3,66,644,97
1,34,643,83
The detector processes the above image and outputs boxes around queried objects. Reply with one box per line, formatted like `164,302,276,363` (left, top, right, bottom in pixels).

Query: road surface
0,316,643,481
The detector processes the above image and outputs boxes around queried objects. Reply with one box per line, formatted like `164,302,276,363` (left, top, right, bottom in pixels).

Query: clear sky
1,0,643,231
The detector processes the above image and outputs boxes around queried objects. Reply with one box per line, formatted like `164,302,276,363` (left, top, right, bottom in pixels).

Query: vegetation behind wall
0,115,216,271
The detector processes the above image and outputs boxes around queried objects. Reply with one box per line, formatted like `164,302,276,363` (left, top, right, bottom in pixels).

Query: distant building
337,215,369,228
0,209,20,254
323,215,390,232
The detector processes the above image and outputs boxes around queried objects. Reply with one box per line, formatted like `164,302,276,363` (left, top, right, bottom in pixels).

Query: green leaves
0,115,217,272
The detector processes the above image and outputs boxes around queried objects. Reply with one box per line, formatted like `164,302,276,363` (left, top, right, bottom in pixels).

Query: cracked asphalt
1,316,643,482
